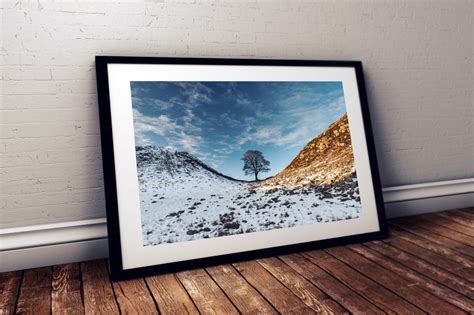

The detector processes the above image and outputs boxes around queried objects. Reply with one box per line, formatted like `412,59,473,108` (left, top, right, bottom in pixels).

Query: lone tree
242,150,270,181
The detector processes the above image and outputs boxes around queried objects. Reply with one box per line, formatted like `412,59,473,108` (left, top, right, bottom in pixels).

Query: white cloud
173,82,214,108
234,93,346,149
254,127,278,142
133,108,207,158
135,132,152,145
133,109,179,146
173,131,203,153
247,125,310,148
131,85,151,95
214,147,235,155
220,112,241,128
236,97,251,106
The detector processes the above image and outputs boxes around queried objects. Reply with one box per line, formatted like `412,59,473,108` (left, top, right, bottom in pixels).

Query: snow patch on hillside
137,146,361,246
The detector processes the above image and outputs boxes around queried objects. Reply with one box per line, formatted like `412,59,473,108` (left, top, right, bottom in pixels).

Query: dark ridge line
136,145,273,183
191,158,273,183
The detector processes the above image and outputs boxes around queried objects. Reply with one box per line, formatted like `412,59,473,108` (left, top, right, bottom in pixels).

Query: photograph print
131,81,362,247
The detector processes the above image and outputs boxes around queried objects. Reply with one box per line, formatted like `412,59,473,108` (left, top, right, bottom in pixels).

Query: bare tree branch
242,150,270,181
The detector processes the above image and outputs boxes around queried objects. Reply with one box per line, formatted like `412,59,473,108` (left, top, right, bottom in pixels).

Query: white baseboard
0,219,108,272
1,178,472,272
384,193,473,218
382,178,474,218
1,239,109,272
1,218,107,251
382,178,473,204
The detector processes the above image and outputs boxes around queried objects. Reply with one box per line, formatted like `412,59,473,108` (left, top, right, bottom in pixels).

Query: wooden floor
1,209,473,314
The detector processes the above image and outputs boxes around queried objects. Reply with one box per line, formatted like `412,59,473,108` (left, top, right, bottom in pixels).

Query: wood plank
176,268,239,314
327,245,466,314
279,253,383,314
366,240,474,299
81,260,119,314
7,209,474,315
51,264,84,315
145,273,199,315
390,225,474,268
434,210,474,228
350,243,474,313
16,267,52,314
383,236,474,281
304,250,423,314
257,257,347,314
419,214,474,237
389,221,474,257
112,277,158,314
0,271,22,315
233,260,316,314
206,264,277,314
393,217,474,247
457,208,474,218
449,208,474,224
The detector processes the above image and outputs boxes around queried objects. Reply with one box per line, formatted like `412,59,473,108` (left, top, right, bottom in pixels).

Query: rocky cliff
263,113,356,188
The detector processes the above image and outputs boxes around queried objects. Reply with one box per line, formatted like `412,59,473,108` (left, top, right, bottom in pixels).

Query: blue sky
131,81,347,180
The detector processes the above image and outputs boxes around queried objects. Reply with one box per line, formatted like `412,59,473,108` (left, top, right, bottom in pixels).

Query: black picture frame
95,56,387,280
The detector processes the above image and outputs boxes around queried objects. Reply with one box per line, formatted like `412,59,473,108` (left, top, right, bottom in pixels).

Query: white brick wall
1,0,472,228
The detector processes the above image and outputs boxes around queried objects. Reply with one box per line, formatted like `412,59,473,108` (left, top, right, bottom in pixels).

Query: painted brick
2,67,52,81
1,0,472,229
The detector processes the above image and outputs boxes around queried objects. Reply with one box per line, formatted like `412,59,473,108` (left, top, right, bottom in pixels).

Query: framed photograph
96,57,387,280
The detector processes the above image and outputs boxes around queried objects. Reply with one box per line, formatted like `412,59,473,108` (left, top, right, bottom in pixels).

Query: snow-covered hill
136,145,361,246
136,145,234,186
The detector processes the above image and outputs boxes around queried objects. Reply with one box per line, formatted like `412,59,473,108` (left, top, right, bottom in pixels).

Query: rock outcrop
263,113,355,188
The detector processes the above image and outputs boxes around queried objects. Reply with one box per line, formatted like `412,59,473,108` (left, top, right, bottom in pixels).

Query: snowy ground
139,166,361,246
